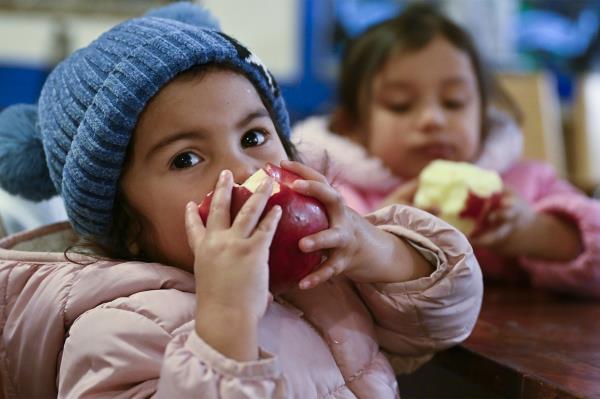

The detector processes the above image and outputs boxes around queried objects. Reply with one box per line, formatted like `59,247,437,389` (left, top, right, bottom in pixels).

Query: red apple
198,163,329,294
413,160,503,236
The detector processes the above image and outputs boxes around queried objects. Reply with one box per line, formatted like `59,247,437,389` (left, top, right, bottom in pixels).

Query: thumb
398,179,419,201
383,179,419,207
185,201,206,250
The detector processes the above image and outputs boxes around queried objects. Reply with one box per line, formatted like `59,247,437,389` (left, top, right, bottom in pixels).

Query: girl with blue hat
0,3,482,397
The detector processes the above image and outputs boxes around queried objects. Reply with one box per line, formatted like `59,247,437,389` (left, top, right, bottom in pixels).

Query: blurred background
1,0,599,235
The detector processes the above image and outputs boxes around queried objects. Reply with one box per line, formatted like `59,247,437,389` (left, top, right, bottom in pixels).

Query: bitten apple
413,160,503,235
198,163,329,294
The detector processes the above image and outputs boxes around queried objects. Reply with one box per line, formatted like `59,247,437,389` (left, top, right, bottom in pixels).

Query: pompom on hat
0,2,289,238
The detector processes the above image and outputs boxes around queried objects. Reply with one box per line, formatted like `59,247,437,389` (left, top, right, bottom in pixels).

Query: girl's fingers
251,205,282,243
206,170,233,230
291,179,345,210
280,160,328,184
501,205,520,222
500,191,517,210
299,254,345,289
488,204,518,225
299,228,346,252
231,178,273,237
486,209,502,224
392,179,419,202
404,178,420,193
472,223,513,247
185,201,206,249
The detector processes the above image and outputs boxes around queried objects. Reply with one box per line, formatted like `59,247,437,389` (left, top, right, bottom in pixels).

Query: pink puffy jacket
292,113,600,298
0,206,482,398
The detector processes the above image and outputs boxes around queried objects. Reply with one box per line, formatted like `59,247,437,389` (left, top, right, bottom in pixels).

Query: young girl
0,3,482,398
293,4,600,298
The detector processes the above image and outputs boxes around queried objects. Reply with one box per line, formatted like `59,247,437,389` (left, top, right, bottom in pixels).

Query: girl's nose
230,161,260,185
416,105,445,133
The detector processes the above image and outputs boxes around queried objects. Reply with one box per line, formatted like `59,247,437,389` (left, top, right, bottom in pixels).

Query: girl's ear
330,107,364,144
127,240,141,257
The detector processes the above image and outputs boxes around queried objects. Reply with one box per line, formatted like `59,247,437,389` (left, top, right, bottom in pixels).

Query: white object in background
65,16,126,54
0,189,68,236
0,12,56,66
201,0,300,81
496,72,567,177
441,0,520,68
572,73,600,191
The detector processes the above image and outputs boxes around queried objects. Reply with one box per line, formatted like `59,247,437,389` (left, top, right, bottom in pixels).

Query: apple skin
198,163,329,294
413,160,503,236
458,190,503,236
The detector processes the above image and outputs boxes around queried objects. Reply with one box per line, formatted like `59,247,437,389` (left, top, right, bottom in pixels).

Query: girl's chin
395,158,448,180
392,168,421,181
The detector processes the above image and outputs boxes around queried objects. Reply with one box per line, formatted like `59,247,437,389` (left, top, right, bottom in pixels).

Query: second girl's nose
416,105,446,133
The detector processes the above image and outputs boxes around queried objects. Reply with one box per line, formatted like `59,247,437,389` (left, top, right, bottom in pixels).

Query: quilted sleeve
58,305,287,398
354,205,483,369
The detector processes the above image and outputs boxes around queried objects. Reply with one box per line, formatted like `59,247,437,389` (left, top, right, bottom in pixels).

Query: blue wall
0,63,49,110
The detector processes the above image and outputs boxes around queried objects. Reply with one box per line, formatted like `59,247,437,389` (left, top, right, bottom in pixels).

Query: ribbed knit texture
36,11,289,237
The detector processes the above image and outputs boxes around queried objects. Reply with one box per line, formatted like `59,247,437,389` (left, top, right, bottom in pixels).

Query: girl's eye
387,103,412,113
171,152,201,169
443,97,468,110
241,129,267,149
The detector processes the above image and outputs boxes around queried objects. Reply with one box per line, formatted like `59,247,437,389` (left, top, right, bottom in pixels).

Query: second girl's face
361,36,481,179
120,70,288,271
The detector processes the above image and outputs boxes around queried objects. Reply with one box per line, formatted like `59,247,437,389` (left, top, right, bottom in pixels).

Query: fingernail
302,238,314,250
219,169,229,183
300,280,311,289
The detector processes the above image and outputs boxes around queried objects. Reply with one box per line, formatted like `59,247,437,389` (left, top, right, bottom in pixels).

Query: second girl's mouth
418,143,456,160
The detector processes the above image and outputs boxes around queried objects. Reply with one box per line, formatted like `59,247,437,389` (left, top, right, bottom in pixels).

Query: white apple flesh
413,160,503,235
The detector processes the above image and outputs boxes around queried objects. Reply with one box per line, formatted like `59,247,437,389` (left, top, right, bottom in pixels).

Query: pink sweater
0,206,482,398
292,114,600,299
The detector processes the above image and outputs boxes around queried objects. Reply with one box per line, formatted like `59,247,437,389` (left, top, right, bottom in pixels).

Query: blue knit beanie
0,2,290,238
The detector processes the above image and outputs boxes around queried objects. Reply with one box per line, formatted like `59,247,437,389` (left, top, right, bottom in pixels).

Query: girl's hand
380,179,419,208
281,160,431,289
185,169,281,323
281,160,363,288
470,189,536,257
471,188,582,261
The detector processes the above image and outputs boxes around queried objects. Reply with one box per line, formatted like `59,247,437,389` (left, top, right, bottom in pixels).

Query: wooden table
397,283,600,399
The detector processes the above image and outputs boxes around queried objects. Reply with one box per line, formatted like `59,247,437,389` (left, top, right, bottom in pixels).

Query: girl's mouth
419,143,455,159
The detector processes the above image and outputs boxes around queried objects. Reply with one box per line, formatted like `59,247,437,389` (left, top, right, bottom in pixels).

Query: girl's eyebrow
145,108,271,160
383,76,472,88
146,131,204,160
236,108,270,128
380,80,412,90
442,76,472,86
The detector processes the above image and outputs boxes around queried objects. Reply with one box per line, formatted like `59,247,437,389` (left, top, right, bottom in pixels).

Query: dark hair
68,62,300,263
336,3,521,139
